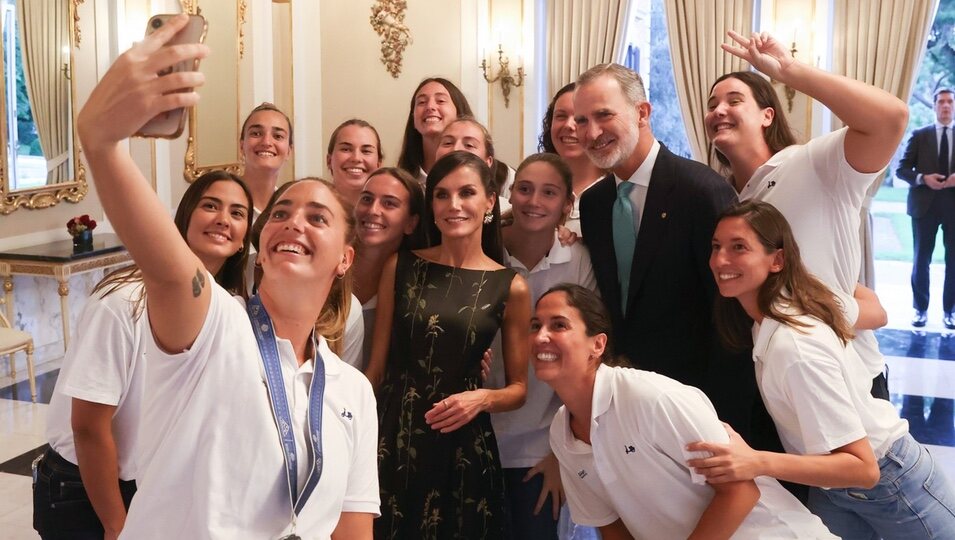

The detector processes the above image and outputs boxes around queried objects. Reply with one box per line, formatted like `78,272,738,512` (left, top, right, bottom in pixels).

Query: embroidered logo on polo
624,444,636,454
341,408,353,420
767,180,777,189
578,469,588,479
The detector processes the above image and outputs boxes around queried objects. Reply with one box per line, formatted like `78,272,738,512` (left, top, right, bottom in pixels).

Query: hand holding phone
134,14,207,139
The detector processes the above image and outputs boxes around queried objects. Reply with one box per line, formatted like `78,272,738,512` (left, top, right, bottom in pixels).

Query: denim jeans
807,433,955,539
33,448,136,540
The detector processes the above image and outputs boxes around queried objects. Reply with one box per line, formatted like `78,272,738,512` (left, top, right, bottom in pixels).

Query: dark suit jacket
896,124,955,218
580,143,738,393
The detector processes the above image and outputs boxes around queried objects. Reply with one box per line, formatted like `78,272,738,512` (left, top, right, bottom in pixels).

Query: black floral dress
375,250,515,540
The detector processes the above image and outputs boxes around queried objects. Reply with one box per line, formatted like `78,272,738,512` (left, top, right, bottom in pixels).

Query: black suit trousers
911,197,955,312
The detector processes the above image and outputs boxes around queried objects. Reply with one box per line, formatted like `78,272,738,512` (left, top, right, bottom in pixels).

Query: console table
0,234,130,351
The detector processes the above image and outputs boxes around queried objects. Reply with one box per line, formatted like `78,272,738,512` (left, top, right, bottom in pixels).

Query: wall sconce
61,45,71,81
781,41,796,112
480,44,524,108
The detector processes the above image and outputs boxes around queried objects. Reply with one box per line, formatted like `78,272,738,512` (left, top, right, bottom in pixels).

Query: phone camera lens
151,18,163,29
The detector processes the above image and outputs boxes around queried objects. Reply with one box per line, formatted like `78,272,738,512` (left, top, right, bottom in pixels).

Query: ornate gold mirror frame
0,0,86,214
181,0,247,182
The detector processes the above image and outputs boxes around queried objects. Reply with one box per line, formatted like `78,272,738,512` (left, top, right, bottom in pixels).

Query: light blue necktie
613,181,636,315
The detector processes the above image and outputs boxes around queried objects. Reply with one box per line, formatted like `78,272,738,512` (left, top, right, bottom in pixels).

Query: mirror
182,0,244,181
0,0,85,214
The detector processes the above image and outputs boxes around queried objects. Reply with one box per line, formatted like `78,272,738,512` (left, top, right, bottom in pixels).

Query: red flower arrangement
66,214,97,237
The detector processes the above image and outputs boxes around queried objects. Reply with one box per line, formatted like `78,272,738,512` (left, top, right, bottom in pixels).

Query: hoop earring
483,210,493,224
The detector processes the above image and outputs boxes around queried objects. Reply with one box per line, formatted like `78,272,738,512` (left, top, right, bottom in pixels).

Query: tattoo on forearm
192,269,206,297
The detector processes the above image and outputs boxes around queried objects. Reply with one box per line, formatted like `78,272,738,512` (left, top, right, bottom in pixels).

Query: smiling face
509,161,572,233
573,76,642,173
258,181,354,283
413,81,458,137
186,180,250,273
327,124,383,204
531,291,606,384
435,121,492,165
240,110,292,175
430,165,494,241
355,173,419,249
704,77,775,154
709,216,783,313
550,91,586,160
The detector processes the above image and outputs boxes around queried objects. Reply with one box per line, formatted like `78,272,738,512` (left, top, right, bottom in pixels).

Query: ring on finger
444,400,450,410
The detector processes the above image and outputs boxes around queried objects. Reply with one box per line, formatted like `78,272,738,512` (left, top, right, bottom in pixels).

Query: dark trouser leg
503,467,559,540
33,448,136,540
870,372,890,401
942,213,955,313
912,214,941,311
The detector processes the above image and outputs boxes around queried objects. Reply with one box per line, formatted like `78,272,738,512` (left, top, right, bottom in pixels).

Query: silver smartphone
134,14,208,139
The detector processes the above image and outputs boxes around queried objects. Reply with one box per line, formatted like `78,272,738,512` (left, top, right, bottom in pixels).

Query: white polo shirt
339,293,364,369
739,127,885,378
551,365,834,539
122,280,379,539
46,281,146,481
490,235,597,467
752,313,908,459
359,295,377,371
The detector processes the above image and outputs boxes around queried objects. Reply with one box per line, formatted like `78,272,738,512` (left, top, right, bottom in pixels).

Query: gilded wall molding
238,0,247,59
72,0,85,45
180,0,245,182
0,176,88,215
0,0,88,214
370,0,412,78
183,133,242,182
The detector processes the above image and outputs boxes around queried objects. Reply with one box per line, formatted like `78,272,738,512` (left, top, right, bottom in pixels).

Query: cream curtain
17,0,71,184
546,0,630,98
664,0,753,164
830,0,938,286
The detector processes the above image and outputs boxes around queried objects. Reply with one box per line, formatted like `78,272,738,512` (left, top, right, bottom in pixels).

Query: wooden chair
0,310,35,402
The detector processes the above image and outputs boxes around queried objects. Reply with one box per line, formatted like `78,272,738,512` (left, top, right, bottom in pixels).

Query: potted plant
67,214,97,252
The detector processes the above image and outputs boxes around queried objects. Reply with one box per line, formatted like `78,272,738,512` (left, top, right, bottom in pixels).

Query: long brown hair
713,201,854,351
707,72,797,172
94,171,253,318
397,77,473,175
251,178,356,356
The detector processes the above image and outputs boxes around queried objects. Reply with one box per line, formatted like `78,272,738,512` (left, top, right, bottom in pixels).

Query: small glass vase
72,229,94,253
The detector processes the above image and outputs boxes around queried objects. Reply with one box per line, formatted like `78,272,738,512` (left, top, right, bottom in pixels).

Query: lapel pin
660,212,667,219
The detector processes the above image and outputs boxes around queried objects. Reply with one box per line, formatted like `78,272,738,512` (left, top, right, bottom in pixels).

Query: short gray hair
577,63,647,106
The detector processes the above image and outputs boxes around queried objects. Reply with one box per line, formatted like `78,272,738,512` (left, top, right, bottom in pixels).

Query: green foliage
890,0,955,184
648,0,693,158
12,31,40,156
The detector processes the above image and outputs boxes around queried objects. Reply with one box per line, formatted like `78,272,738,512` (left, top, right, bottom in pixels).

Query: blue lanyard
247,295,325,516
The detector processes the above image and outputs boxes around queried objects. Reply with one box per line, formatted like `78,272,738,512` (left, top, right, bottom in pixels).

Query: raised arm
424,273,530,433
364,253,398,390
723,30,908,174
77,15,211,352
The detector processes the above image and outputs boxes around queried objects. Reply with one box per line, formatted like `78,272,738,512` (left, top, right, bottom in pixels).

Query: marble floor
0,261,953,539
